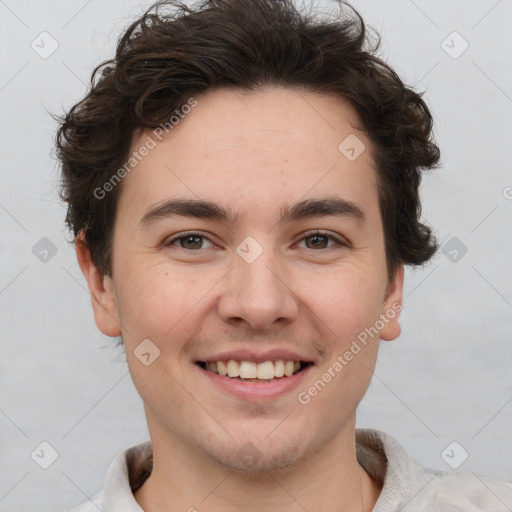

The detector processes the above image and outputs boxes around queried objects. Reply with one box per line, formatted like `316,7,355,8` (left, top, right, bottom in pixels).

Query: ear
379,264,404,341
75,232,122,337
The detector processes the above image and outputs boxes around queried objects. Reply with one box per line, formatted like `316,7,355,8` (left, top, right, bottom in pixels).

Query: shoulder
65,440,151,512
356,428,512,512
415,470,512,512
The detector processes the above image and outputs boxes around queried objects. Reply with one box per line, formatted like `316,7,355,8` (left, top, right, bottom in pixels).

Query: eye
163,230,348,252
163,232,215,250
297,230,347,250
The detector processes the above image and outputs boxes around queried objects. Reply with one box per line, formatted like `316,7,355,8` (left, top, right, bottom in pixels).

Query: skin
77,86,404,512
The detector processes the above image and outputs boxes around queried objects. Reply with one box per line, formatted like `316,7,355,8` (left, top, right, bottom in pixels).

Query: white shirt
68,428,512,511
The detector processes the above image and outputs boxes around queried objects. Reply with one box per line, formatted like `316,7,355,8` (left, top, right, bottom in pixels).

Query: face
79,87,403,474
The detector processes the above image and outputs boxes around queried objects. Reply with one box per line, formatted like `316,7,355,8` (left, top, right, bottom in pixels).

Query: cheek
115,263,205,340
297,266,384,407
297,342,378,428
118,270,197,410
301,264,385,336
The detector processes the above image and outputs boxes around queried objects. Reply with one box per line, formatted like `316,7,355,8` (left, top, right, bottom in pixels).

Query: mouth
196,359,313,382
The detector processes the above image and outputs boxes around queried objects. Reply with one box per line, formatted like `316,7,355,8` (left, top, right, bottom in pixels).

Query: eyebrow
138,196,366,228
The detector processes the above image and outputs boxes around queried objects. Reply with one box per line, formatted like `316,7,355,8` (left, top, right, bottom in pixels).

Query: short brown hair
55,0,441,284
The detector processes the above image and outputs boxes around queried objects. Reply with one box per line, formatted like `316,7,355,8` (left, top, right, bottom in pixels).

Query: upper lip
195,349,315,364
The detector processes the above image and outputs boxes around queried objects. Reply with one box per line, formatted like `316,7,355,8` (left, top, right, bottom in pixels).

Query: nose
217,248,299,330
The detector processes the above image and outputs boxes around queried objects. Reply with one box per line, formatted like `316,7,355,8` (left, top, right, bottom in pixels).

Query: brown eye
179,235,203,249
298,231,347,250
164,232,215,250
305,234,329,249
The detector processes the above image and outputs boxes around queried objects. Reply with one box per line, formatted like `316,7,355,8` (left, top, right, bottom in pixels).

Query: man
55,0,512,510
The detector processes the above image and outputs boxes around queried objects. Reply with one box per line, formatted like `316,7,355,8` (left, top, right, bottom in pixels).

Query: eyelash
163,230,348,251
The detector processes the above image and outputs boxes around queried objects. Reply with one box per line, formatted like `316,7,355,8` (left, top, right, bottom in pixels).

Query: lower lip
196,363,313,401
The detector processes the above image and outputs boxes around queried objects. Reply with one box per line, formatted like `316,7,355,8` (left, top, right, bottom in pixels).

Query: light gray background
1,0,511,511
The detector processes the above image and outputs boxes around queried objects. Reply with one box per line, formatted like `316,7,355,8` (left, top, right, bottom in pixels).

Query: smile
195,359,314,400
197,359,311,381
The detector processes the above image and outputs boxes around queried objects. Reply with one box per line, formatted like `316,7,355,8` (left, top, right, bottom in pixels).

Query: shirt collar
355,429,435,511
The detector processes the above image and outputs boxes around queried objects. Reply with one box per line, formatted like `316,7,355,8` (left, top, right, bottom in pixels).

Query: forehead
118,87,379,226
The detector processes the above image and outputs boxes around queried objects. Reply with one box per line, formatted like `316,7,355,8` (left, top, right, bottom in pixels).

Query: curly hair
54,0,441,284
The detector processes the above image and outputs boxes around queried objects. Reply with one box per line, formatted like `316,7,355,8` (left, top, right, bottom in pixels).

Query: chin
213,446,306,476
198,430,313,477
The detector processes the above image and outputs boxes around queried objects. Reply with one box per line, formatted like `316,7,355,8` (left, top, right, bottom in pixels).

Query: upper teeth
204,360,302,379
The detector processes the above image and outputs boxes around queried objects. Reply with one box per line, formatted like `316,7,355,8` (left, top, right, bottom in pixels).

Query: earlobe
75,232,122,337
379,264,404,342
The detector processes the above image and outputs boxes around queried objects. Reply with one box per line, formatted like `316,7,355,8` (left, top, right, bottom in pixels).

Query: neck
134,418,382,512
